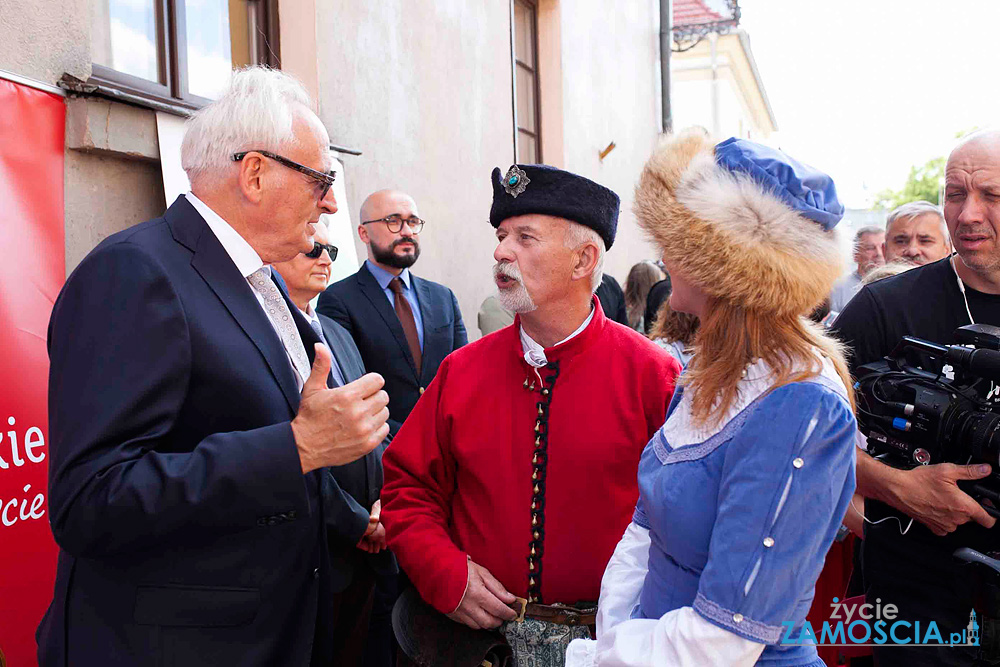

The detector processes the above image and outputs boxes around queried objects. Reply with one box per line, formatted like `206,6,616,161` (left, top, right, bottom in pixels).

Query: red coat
382,302,680,613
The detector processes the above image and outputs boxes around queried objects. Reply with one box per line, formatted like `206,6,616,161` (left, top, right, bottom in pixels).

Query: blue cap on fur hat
714,137,844,230
489,164,620,248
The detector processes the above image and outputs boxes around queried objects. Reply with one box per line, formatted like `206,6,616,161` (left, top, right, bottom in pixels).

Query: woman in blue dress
567,131,857,666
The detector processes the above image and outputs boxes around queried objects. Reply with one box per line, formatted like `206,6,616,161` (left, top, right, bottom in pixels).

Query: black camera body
855,324,1000,512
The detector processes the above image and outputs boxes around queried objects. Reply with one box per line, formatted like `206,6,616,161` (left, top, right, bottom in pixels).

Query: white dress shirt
186,192,306,389
518,307,595,368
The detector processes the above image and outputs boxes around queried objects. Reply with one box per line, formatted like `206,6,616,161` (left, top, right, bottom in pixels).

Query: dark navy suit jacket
38,196,373,666
313,312,397,577
317,263,467,433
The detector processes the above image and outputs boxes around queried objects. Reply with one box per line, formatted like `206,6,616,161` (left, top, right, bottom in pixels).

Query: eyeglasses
304,242,338,261
361,214,426,234
232,150,336,201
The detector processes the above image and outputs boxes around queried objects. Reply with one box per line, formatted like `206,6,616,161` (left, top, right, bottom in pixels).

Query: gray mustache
493,262,522,280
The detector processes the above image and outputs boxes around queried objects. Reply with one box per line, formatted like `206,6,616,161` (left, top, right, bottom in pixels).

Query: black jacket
317,263,467,434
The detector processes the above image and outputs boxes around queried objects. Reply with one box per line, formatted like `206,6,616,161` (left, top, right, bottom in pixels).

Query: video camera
855,324,1000,518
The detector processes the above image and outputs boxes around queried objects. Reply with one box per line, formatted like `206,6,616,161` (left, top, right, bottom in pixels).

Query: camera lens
956,410,1000,468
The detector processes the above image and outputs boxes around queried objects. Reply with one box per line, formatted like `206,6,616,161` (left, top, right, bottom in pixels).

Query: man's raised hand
291,343,390,473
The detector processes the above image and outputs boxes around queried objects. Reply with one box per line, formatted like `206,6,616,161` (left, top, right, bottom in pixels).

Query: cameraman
832,130,1000,666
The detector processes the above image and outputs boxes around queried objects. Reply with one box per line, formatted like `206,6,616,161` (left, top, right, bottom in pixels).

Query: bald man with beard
317,189,467,667
832,130,1000,667
318,189,467,436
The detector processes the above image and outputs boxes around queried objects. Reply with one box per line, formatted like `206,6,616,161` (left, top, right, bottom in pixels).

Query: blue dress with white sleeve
635,358,855,665
566,356,857,666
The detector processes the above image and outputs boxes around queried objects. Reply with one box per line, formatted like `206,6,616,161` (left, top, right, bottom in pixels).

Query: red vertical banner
0,78,65,667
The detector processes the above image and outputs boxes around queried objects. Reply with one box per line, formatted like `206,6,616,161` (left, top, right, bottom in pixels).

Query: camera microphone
944,346,1000,384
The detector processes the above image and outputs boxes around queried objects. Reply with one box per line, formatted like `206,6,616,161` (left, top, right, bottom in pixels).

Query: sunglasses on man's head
304,242,338,261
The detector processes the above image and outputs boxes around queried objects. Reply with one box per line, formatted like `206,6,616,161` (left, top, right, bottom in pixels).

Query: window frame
512,0,542,164
88,0,281,114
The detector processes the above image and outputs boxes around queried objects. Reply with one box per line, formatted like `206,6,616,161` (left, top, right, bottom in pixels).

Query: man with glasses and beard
317,189,467,667
318,189,467,437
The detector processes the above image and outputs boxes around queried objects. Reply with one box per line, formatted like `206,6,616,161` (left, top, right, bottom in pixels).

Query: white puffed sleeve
597,521,651,635
566,607,764,667
566,521,764,667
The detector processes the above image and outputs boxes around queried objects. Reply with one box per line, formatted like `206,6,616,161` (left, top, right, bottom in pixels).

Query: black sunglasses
304,242,338,261
232,150,336,201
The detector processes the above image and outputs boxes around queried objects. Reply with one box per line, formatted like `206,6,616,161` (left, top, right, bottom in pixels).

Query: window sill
57,74,364,160
58,73,200,118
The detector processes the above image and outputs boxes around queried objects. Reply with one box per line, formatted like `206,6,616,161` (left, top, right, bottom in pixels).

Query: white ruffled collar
662,352,845,448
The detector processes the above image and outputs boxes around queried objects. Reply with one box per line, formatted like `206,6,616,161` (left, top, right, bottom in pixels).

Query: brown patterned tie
389,277,422,375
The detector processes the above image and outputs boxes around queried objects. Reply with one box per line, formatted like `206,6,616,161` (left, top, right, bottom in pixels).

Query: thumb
302,343,332,396
955,463,992,481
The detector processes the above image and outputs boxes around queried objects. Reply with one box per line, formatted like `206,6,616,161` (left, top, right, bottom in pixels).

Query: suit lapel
319,318,360,383
412,275,439,386
356,265,418,377
170,200,300,413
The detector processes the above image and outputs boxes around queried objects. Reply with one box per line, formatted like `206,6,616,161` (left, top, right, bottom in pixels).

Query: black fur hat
489,164,620,249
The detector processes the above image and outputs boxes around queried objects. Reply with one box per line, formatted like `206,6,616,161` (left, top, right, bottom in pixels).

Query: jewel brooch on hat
502,165,530,198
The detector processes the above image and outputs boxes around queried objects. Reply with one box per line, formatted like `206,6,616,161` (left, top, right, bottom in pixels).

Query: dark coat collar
164,196,301,411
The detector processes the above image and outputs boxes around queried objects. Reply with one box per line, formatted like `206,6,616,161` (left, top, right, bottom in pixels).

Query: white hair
181,67,321,186
563,223,605,293
885,201,949,240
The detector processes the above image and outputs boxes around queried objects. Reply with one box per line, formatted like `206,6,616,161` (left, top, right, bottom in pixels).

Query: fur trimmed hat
489,164,620,249
634,130,845,317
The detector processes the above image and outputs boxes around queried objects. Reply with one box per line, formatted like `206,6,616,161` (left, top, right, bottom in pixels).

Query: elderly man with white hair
883,200,953,265
381,164,680,666
38,67,390,666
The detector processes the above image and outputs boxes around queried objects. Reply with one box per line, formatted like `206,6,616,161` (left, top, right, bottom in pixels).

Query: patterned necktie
248,268,311,383
389,277,422,375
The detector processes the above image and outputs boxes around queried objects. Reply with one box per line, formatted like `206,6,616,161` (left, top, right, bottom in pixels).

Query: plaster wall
314,1,516,336
554,0,663,285
0,0,90,83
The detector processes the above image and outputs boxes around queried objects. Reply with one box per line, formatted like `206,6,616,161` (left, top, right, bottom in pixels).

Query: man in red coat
381,164,680,664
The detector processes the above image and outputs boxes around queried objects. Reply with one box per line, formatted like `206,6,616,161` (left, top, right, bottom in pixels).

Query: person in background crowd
808,297,834,327
829,226,885,313
830,130,1000,667
318,189,467,437
624,260,666,331
37,67,390,667
478,293,515,336
317,189,467,667
272,221,398,665
883,200,952,266
595,272,629,326
568,133,856,667
861,259,918,285
649,299,699,369
643,275,672,335
382,164,679,667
